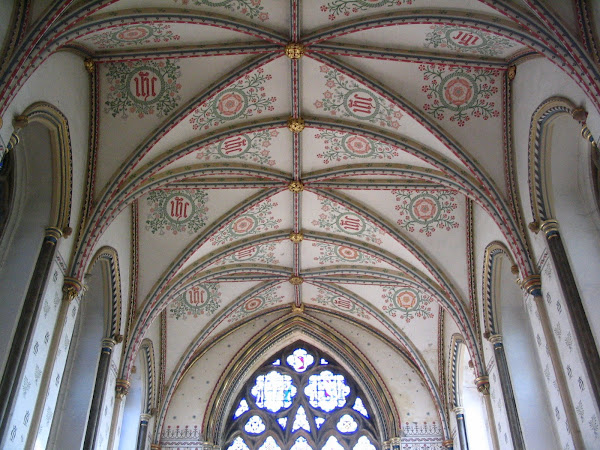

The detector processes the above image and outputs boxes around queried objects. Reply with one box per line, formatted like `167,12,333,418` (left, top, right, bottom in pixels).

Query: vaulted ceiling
28,0,588,438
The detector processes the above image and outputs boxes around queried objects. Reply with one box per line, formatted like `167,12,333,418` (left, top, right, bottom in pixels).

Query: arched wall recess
202,314,401,445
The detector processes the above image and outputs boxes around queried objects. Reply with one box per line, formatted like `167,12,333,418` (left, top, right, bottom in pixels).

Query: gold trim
285,42,305,59
474,375,490,395
115,378,131,398
540,219,559,237
62,277,83,303
289,276,303,285
507,65,516,81
12,115,29,129
288,180,304,193
292,303,305,313
289,231,304,243
488,334,503,345
287,117,305,133
521,274,542,295
571,107,588,123
442,439,454,448
84,58,95,74
44,227,63,240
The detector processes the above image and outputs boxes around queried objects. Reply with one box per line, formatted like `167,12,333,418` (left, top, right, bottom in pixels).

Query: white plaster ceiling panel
341,189,469,301
73,22,261,52
160,126,293,173
301,0,503,32
164,279,263,376
301,190,441,276
163,310,289,430
137,187,262,302
303,284,375,324
134,55,290,170
204,239,293,270
301,127,439,172
97,0,290,33
332,24,524,59
337,56,507,191
301,240,399,271
96,54,252,196
306,312,440,424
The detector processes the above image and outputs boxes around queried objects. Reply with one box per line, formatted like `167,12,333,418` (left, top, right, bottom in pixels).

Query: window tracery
223,343,379,450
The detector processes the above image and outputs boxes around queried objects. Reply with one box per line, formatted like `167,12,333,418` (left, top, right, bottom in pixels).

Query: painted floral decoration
169,283,221,319
382,287,433,321
190,68,276,130
420,64,500,125
210,199,281,245
314,66,403,129
314,288,370,319
313,130,399,163
311,196,383,245
393,190,458,236
227,285,285,322
145,189,209,235
84,24,180,49
321,0,413,21
196,129,279,166
312,242,382,265
104,59,182,119
424,25,516,57
173,0,269,21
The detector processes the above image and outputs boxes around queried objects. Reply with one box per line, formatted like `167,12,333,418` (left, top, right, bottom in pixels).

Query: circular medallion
343,88,379,120
184,285,210,307
439,73,477,110
342,135,375,157
393,288,418,310
213,89,248,120
335,246,361,261
127,67,164,105
230,215,258,236
445,28,486,50
217,135,251,158
408,193,441,224
336,213,366,235
164,192,195,224
114,25,153,43
243,297,263,312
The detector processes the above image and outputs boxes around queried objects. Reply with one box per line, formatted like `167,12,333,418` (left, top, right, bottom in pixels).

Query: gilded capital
474,375,490,395
101,338,117,352
571,107,588,123
288,180,304,193
84,58,95,74
540,219,559,240
140,413,152,422
44,227,63,244
62,277,83,303
13,115,29,130
507,65,516,81
289,231,304,243
292,303,305,313
488,334,503,345
521,274,542,297
151,445,161,450
285,42,305,59
115,378,131,398
453,406,465,414
287,117,305,133
442,439,454,448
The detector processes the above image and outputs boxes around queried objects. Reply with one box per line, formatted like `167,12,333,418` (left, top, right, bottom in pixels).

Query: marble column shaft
0,227,61,437
489,335,525,450
136,413,152,450
83,338,116,449
453,407,469,450
541,220,600,410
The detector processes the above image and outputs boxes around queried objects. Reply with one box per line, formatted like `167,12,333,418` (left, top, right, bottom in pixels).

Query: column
540,219,600,409
474,376,500,450
109,379,130,450
83,338,117,449
136,413,151,450
442,438,454,449
0,227,62,437
388,436,401,450
487,334,525,450
453,407,469,450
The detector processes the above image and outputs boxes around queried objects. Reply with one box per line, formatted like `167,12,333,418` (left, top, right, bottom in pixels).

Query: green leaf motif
227,285,285,323
382,287,434,322
393,189,458,236
313,130,399,164
174,0,269,21
196,129,279,167
210,199,281,245
169,283,221,319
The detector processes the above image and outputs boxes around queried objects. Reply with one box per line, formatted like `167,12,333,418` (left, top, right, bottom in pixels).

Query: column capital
44,227,63,243
115,378,130,398
521,274,542,297
453,406,465,414
540,219,560,240
62,277,84,303
442,439,454,448
12,114,29,129
101,338,116,353
150,445,160,450
388,437,402,449
474,375,490,395
140,413,152,422
488,334,503,345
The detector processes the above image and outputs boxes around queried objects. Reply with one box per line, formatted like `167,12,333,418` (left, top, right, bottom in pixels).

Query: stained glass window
224,342,379,450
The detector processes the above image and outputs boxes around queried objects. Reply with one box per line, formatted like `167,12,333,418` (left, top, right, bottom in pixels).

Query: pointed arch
139,339,156,415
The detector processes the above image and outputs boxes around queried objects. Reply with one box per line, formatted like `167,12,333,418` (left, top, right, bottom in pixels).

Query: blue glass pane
304,370,350,412
291,406,310,432
227,437,250,450
251,371,297,412
272,359,281,366
315,417,325,429
277,417,287,429
258,436,281,450
234,399,249,418
244,415,266,434
353,436,376,450
322,436,344,450
290,436,313,450
320,358,329,365
336,414,358,433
